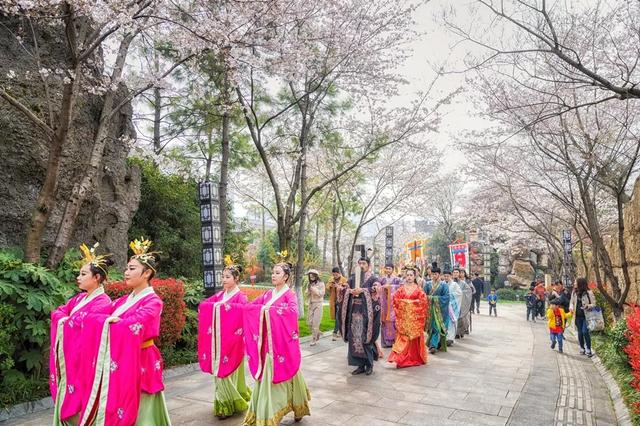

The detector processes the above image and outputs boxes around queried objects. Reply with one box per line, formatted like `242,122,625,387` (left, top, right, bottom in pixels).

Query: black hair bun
236,265,244,274
103,257,115,268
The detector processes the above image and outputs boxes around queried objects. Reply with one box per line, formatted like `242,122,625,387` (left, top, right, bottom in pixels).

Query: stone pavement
3,303,618,425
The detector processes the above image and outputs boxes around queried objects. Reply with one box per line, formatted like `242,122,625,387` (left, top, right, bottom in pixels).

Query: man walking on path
471,273,484,314
534,278,546,318
424,262,449,354
341,257,381,376
326,267,347,340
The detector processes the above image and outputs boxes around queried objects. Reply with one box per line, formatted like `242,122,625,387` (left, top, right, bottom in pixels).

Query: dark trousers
489,304,497,316
575,315,592,350
526,306,536,321
536,300,545,317
333,303,341,334
472,294,481,313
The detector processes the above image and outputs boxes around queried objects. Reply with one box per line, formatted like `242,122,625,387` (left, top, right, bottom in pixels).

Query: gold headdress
129,237,161,272
79,242,111,275
402,262,420,274
274,250,289,264
223,255,242,274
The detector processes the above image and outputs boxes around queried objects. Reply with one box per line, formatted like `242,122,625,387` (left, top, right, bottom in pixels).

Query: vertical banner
406,240,424,263
198,181,224,297
448,242,470,273
384,226,394,267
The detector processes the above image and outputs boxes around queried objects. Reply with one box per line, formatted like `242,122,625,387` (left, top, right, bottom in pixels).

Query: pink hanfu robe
78,287,169,426
198,289,248,378
50,289,112,423
242,286,311,426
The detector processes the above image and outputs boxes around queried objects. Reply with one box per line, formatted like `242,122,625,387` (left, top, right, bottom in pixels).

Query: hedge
105,278,186,348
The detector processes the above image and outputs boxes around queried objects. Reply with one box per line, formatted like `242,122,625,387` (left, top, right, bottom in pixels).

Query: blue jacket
487,294,498,304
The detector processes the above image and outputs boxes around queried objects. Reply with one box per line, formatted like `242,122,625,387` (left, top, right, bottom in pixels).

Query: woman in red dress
388,265,429,368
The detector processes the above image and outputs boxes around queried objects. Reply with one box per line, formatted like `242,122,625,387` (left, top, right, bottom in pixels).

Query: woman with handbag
569,278,596,357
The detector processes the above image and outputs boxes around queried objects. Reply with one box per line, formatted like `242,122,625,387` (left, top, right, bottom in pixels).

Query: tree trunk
294,147,308,319
219,69,231,243
153,87,161,154
331,195,338,267
24,63,82,263
47,34,134,267
322,222,328,269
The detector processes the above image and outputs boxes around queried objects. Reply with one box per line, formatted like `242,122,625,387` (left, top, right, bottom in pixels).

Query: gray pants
308,302,323,341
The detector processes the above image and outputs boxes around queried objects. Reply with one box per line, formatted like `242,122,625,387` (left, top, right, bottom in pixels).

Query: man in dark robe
341,257,381,376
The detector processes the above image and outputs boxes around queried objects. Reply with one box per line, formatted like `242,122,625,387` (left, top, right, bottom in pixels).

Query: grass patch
298,304,335,337
592,327,640,426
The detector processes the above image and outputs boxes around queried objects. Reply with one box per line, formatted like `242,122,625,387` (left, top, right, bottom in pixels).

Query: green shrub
496,288,527,301
0,250,75,408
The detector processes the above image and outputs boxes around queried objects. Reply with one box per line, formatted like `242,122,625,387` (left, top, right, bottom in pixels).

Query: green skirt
243,355,311,426
215,362,252,417
136,391,171,426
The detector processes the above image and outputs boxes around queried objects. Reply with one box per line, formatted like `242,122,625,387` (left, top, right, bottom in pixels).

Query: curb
566,327,633,426
591,353,633,426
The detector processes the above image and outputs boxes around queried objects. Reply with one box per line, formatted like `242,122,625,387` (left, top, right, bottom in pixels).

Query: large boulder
0,18,140,266
506,259,536,287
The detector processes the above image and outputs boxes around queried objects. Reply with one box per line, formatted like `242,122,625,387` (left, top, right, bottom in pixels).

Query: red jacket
534,284,546,300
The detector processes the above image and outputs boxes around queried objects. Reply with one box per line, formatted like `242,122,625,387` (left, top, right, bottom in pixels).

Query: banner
406,240,425,262
449,242,470,273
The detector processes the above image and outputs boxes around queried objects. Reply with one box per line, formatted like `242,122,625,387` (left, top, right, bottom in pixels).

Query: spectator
549,280,570,313
525,289,537,322
471,273,484,314
547,298,569,354
487,289,498,316
306,269,325,346
534,279,546,318
570,278,596,357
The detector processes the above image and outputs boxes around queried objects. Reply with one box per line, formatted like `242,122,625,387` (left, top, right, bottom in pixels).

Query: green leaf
18,350,44,372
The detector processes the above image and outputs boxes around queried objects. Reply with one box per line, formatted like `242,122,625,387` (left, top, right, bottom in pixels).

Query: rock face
606,177,640,305
0,18,140,266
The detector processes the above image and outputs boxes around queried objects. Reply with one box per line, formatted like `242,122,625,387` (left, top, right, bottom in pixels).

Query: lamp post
199,181,224,297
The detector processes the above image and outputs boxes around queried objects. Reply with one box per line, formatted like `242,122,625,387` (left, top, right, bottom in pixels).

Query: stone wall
605,177,640,305
0,18,140,266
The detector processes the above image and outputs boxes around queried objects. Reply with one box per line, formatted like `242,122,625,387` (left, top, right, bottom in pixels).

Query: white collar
70,287,105,315
222,286,240,302
113,286,155,317
265,285,289,308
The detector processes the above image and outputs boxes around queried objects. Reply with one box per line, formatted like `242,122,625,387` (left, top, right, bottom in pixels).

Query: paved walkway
3,303,618,425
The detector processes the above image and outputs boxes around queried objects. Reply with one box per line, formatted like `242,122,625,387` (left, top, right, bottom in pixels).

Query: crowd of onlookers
525,277,595,356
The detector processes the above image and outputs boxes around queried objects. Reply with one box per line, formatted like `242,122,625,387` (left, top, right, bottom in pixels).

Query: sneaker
559,348,563,354
586,349,594,358
310,341,317,346
551,341,556,349
579,348,585,355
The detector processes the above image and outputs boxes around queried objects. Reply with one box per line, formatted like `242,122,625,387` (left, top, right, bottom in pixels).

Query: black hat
331,267,340,273
431,262,441,274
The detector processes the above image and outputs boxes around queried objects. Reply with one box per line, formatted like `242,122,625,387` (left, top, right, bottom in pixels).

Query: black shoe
446,340,454,346
365,365,373,375
551,341,556,349
351,366,366,375
429,347,437,354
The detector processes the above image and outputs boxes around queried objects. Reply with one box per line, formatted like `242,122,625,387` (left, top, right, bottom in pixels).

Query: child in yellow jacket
547,298,570,353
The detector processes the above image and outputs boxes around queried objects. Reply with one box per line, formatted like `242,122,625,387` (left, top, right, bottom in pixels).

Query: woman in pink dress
198,262,251,419
78,237,171,425
243,262,311,425
51,243,113,425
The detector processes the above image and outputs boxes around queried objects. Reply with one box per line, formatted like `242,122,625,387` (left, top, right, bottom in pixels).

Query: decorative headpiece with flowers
129,237,161,273
223,255,242,274
79,242,111,275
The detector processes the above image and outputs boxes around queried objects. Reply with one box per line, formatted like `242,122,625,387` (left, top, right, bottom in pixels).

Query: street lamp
199,181,224,297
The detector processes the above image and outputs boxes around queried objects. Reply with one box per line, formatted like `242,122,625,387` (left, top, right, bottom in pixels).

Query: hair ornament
129,236,161,272
79,242,111,275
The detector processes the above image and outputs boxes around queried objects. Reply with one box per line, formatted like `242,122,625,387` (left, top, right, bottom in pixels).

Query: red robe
388,285,428,368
